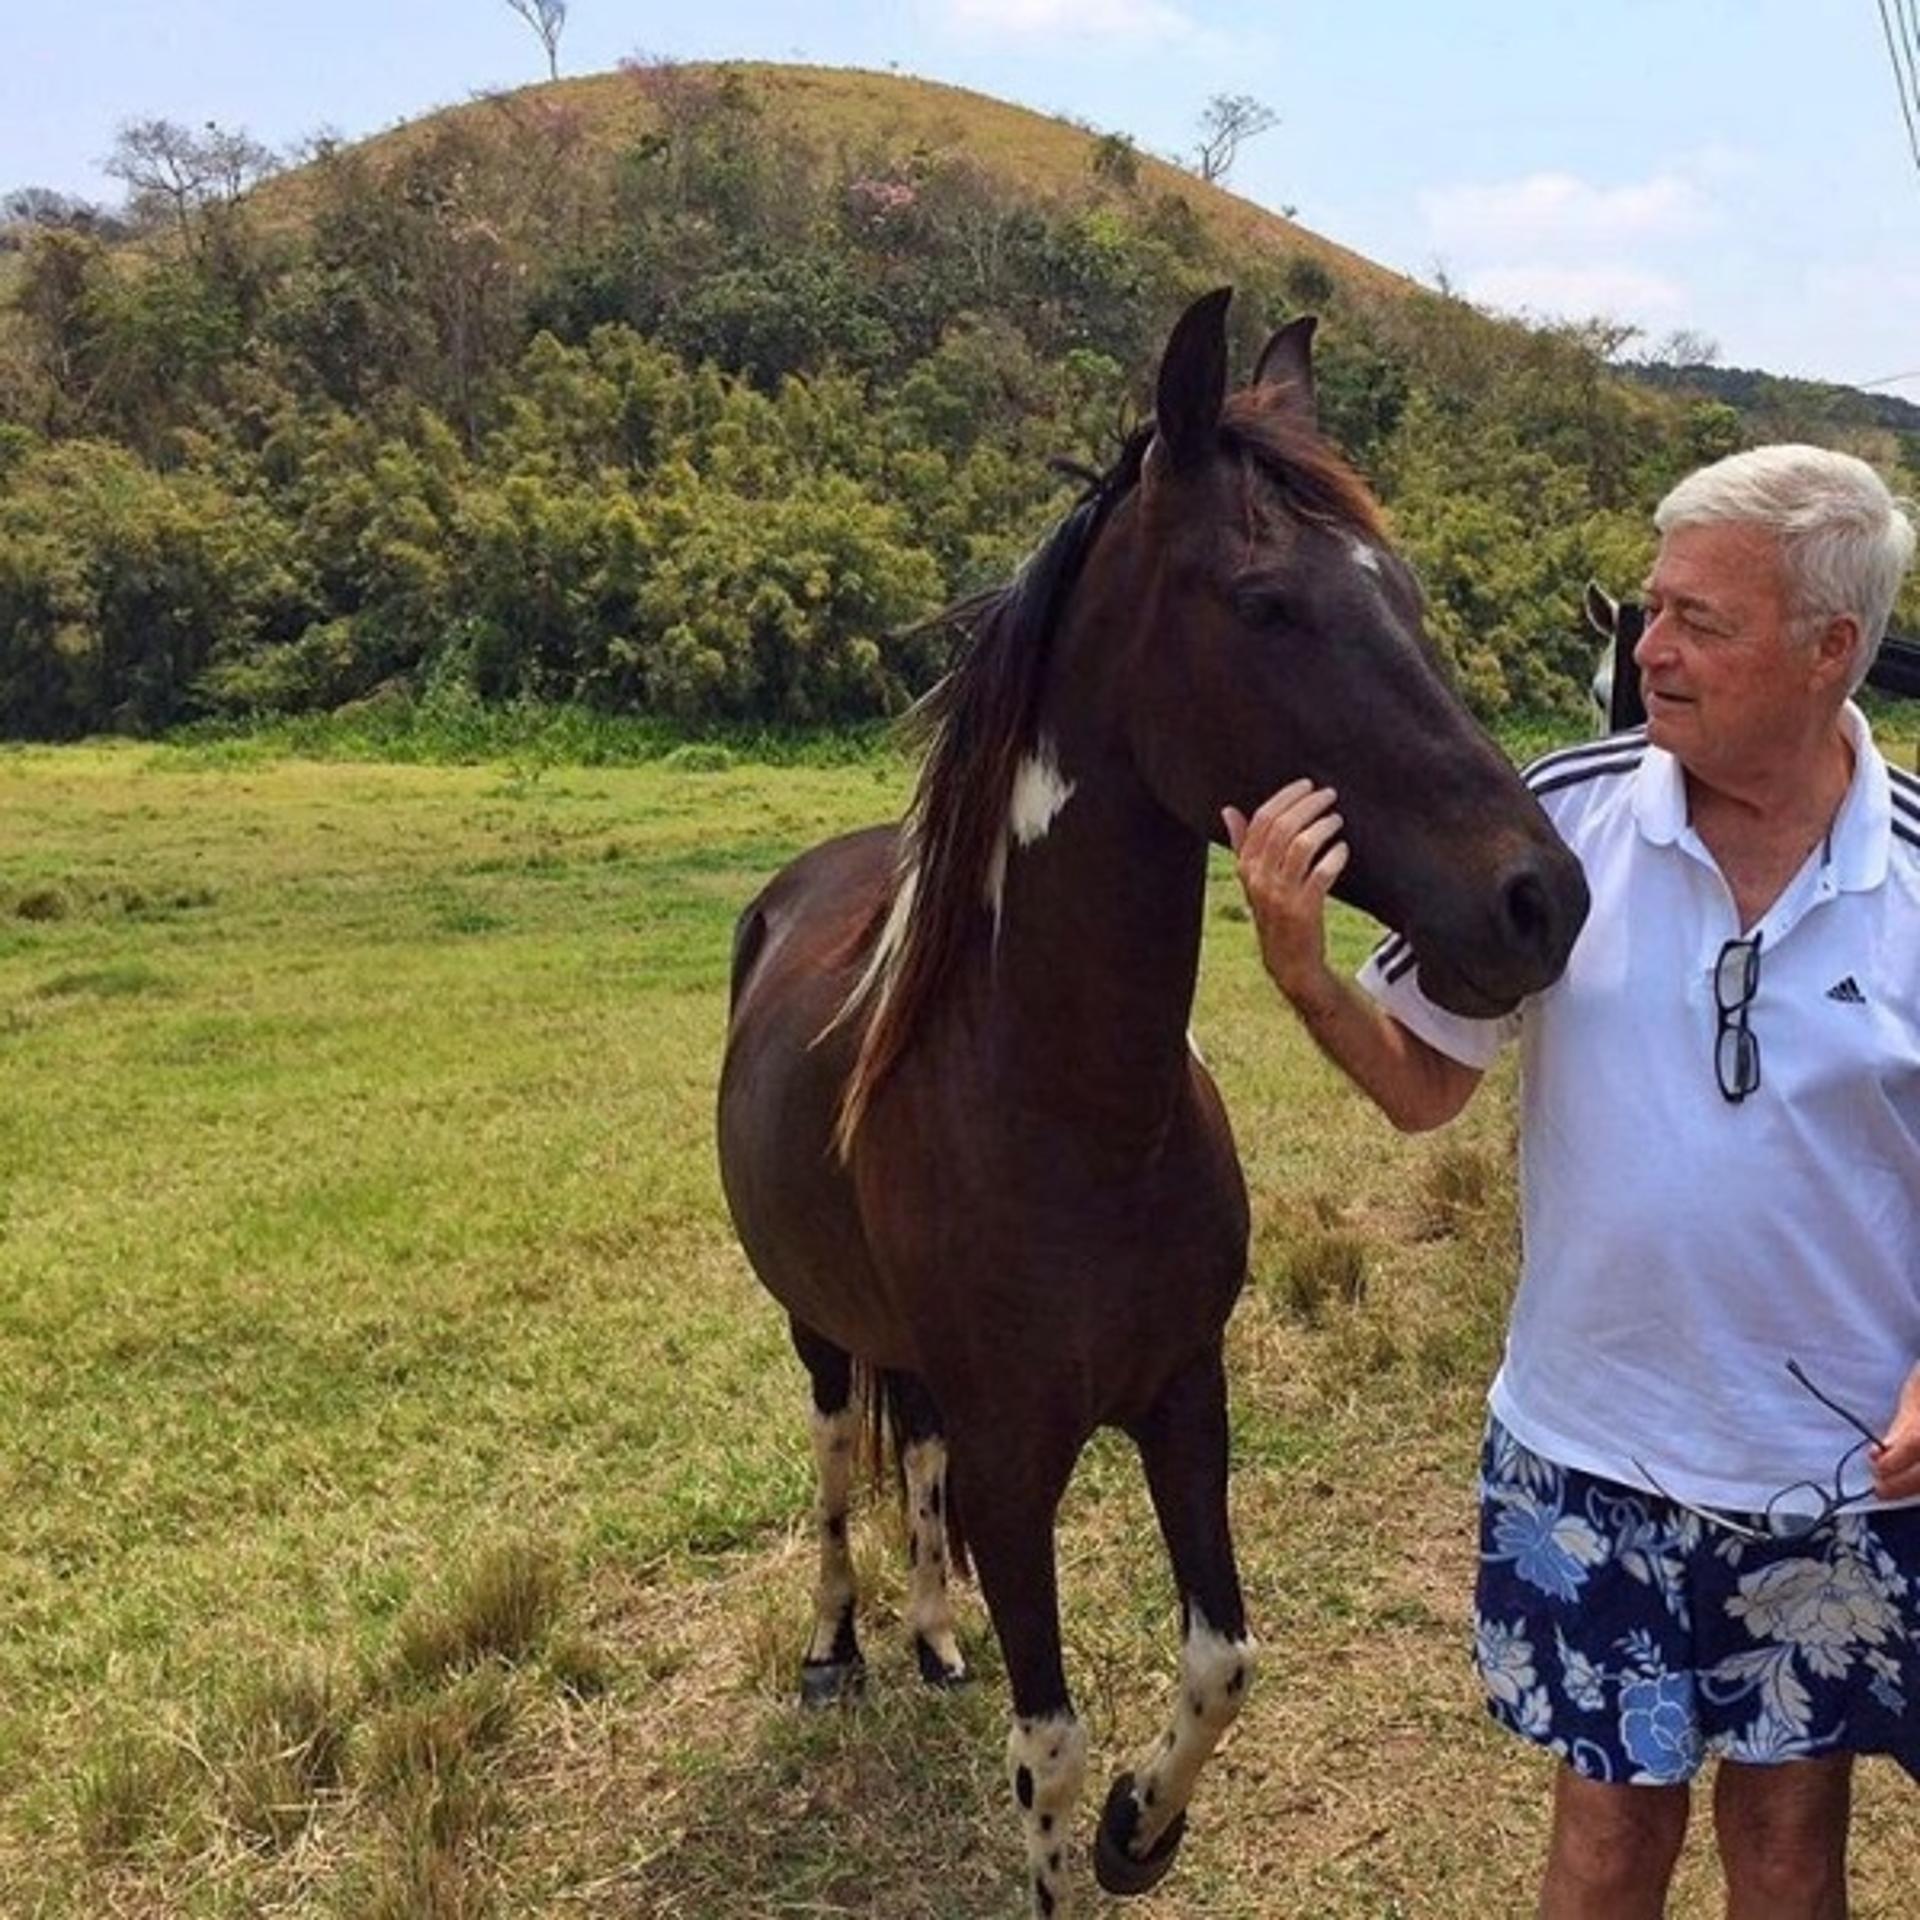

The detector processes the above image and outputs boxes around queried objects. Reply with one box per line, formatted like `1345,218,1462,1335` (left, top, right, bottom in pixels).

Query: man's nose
1633,611,1674,669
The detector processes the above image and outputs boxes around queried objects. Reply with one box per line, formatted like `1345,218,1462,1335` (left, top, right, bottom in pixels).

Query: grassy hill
250,62,1411,300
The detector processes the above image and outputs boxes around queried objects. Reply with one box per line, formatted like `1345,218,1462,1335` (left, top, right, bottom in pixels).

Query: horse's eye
1232,581,1293,626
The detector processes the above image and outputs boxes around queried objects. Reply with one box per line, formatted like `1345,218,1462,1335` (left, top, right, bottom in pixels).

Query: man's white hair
1655,444,1917,692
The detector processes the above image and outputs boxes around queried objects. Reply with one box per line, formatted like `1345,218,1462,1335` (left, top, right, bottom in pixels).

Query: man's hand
1871,1362,1920,1501
1222,780,1348,1011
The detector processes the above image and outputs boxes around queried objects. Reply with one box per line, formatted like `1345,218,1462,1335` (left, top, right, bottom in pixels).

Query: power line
1879,0,1920,178
1895,0,1920,134
1898,0,1920,148
1900,0,1920,118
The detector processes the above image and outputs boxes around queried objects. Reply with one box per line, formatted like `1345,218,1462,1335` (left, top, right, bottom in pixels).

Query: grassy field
0,737,1911,1918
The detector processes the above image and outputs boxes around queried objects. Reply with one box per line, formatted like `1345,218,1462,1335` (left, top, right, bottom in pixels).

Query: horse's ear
1252,315,1318,423
1583,580,1618,639
1154,286,1233,470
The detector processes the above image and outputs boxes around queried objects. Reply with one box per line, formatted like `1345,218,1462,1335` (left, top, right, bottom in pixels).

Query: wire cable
1900,0,1920,87
1880,0,1920,176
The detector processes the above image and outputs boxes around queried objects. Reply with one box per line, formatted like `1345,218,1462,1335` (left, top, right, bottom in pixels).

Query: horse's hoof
1092,1771,1187,1897
914,1635,970,1689
798,1656,865,1708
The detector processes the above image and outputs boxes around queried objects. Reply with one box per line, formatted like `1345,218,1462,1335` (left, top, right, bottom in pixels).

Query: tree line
1,63,1913,740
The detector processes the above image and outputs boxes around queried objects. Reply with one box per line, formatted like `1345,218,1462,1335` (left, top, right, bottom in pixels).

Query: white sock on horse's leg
803,1404,860,1670
1008,1709,1087,1917
1123,1603,1254,1853
902,1436,966,1683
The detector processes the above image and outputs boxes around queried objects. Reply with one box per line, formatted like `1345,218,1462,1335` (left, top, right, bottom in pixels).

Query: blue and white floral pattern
1618,1671,1703,1779
1475,1420,1919,1786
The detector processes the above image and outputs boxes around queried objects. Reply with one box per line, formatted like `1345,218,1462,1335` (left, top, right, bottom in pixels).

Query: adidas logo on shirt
1824,976,1866,1005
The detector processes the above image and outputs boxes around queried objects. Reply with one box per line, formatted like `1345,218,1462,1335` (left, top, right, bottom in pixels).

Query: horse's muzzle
1417,845,1590,1015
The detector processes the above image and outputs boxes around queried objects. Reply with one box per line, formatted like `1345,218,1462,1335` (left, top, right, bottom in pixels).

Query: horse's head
1110,288,1588,1014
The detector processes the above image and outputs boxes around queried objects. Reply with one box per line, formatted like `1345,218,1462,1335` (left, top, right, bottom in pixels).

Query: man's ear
1812,613,1861,690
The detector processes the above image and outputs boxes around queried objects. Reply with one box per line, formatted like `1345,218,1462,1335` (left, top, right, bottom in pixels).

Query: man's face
1634,522,1834,781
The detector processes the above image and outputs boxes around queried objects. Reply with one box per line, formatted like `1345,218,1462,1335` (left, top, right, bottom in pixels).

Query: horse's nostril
1502,869,1554,956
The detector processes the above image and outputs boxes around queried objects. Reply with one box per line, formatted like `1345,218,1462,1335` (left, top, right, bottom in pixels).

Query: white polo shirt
1362,705,1920,1514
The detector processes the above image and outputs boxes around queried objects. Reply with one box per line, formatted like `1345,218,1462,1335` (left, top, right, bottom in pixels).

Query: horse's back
719,823,907,1360
728,823,896,1026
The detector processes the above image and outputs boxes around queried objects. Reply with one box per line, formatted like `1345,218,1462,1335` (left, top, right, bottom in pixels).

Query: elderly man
1226,445,1918,1918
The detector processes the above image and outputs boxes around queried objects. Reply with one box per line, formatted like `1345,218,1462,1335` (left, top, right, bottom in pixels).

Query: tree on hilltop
1192,93,1277,184
103,118,276,252
505,0,568,81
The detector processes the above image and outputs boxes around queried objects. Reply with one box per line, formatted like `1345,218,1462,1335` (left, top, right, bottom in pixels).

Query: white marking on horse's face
1186,1028,1207,1068
1345,534,1382,577
986,738,1076,917
1119,1602,1256,1856
1007,1712,1088,1917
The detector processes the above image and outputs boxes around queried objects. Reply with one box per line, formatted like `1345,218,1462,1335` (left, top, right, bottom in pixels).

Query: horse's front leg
1096,1345,1255,1897
954,1419,1087,1919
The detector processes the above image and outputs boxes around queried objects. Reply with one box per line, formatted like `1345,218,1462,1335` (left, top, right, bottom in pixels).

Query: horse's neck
984,740,1208,1137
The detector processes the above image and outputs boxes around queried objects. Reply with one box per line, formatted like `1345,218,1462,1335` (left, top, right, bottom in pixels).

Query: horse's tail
855,1361,970,1582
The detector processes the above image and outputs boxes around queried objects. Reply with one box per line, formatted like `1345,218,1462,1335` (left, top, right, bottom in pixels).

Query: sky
5,0,1918,398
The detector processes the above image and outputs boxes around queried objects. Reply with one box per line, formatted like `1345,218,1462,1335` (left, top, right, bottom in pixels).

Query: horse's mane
1216,390,1386,544
828,388,1381,1157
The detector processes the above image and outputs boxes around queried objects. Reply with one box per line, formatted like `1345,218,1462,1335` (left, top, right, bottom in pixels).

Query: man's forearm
1277,964,1480,1133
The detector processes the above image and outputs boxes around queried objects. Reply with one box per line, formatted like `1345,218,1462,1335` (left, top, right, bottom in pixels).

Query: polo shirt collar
1828,702,1891,892
1629,735,1688,847
1630,701,1890,891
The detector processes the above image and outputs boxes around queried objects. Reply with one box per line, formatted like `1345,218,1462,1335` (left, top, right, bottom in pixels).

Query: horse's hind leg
790,1318,864,1706
1095,1344,1255,1898
893,1374,968,1688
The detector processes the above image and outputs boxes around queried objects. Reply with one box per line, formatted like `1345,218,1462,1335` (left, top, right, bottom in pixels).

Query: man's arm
1224,781,1483,1134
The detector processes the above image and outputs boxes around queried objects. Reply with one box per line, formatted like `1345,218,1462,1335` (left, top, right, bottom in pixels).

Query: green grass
0,736,1910,1916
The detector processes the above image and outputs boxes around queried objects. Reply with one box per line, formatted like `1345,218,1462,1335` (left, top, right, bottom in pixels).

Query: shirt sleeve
1356,932,1520,1070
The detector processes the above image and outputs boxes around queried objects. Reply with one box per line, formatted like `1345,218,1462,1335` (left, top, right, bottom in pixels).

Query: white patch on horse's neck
820,736,1073,1069
1010,740,1077,845
986,738,1077,921
1345,535,1381,576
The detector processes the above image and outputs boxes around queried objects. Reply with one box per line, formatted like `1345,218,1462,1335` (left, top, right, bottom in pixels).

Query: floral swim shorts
1474,1416,1920,1785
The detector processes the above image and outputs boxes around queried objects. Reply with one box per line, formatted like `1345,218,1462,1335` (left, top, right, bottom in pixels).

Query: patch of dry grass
392,1543,563,1686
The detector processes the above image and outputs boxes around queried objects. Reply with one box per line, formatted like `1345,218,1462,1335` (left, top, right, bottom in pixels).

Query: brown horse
717,289,1589,1917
